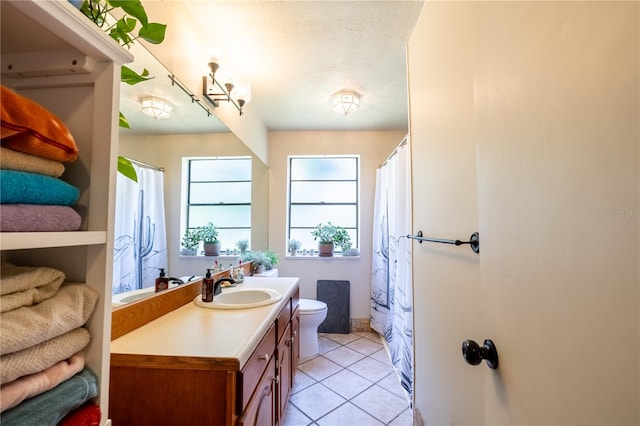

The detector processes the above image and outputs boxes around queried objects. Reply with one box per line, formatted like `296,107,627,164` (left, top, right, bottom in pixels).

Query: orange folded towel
1,85,78,162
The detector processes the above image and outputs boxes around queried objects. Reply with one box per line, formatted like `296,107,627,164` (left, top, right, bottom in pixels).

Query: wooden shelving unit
1,1,133,423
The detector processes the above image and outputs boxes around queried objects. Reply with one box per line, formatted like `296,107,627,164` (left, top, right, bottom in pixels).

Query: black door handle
462,339,499,369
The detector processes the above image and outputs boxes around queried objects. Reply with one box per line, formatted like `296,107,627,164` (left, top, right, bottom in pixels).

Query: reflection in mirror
119,39,227,134
113,40,269,308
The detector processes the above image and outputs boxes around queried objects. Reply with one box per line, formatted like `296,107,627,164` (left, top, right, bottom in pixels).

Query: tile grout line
287,332,412,426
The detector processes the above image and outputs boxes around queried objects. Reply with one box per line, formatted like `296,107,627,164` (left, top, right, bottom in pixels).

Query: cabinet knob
259,353,270,363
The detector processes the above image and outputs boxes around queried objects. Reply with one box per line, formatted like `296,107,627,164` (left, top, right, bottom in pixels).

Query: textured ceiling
122,1,424,134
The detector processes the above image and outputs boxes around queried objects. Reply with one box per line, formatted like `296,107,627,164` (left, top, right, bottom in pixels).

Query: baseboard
413,407,425,426
351,318,371,332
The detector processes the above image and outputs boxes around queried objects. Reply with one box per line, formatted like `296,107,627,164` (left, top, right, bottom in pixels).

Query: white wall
267,130,405,319
119,133,269,278
409,2,639,425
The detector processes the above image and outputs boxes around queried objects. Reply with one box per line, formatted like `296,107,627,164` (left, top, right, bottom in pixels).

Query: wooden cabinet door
276,322,292,422
291,308,300,382
239,356,276,426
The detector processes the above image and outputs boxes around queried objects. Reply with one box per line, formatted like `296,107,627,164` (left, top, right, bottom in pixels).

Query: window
287,156,359,253
183,157,252,250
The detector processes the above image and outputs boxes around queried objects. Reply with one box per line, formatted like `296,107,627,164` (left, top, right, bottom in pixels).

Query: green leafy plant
288,239,301,252
240,251,272,273
79,0,167,48
236,239,249,254
264,248,279,270
199,222,219,244
78,0,167,182
311,222,352,251
181,228,201,251
78,0,166,104
117,155,137,182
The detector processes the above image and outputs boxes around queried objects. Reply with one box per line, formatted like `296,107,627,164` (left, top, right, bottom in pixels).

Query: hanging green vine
77,0,168,181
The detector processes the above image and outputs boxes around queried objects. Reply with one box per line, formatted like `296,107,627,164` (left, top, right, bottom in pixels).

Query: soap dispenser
155,268,169,292
202,268,214,302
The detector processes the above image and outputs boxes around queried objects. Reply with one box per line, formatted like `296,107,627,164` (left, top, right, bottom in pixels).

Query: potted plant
236,239,249,255
180,228,201,255
311,222,352,257
200,222,220,256
240,251,272,275
264,248,279,270
288,239,301,256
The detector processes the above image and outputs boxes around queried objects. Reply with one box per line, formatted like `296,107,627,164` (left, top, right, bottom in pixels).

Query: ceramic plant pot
318,242,334,257
203,242,221,256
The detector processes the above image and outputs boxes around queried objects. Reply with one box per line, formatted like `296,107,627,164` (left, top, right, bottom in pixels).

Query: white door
409,2,639,425
474,2,639,424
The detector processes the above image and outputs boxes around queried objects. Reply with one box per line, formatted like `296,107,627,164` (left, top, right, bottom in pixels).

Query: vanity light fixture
203,58,249,116
332,91,360,116
140,96,172,119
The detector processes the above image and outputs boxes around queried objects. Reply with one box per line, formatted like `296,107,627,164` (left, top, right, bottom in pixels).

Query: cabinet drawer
276,299,292,344
239,324,276,411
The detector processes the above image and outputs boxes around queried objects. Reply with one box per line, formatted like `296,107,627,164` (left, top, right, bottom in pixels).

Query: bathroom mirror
113,40,269,308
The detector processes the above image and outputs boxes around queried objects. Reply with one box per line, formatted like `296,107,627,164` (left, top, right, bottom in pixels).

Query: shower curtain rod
379,135,408,168
125,157,165,172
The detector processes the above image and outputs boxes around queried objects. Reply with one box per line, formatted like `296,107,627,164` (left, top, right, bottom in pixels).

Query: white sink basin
112,283,180,308
194,288,282,309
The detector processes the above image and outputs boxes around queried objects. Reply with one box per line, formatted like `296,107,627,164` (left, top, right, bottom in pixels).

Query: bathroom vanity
109,276,300,426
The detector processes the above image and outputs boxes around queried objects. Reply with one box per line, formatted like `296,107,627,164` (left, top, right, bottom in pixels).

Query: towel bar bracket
407,231,480,254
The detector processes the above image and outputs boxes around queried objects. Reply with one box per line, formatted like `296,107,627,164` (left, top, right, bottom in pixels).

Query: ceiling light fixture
203,58,249,116
141,96,172,119
333,91,360,116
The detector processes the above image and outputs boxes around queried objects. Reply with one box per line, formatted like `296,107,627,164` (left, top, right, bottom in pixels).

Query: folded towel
0,204,82,233
58,401,101,426
0,352,85,412
1,328,90,385
0,368,98,426
1,284,98,355
0,280,65,314
0,147,65,177
0,262,65,296
1,85,78,162
0,170,79,205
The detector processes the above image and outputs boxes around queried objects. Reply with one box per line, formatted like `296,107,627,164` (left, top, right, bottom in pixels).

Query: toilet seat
299,298,327,314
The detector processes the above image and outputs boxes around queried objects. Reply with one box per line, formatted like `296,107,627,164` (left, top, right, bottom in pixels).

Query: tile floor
283,332,413,426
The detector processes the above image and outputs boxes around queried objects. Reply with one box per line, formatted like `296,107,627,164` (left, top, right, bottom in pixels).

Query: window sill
179,254,241,260
285,255,361,260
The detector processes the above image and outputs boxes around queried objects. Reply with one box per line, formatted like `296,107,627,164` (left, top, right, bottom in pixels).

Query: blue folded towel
1,368,98,426
0,170,79,206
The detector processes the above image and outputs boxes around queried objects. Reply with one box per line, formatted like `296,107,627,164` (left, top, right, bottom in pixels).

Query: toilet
298,298,328,358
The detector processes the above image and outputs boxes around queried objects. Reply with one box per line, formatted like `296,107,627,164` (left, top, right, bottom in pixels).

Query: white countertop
110,277,299,368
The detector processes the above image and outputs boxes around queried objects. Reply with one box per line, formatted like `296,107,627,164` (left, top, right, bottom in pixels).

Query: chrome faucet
213,277,236,295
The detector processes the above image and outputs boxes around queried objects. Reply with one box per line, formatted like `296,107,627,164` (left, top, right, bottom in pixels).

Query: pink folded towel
0,351,85,412
1,328,90,385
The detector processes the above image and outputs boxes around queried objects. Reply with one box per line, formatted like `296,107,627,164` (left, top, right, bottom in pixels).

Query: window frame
286,155,360,254
181,156,252,253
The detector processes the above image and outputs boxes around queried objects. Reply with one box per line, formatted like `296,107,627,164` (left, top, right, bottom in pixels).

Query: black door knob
462,339,499,369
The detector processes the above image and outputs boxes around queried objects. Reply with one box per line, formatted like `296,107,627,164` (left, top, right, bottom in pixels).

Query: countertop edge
110,277,300,370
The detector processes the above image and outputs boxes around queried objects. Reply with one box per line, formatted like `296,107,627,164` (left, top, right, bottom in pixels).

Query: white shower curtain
371,137,413,402
113,160,167,295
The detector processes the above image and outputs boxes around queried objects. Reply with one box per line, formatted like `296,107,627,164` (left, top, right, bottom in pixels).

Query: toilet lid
299,298,327,313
